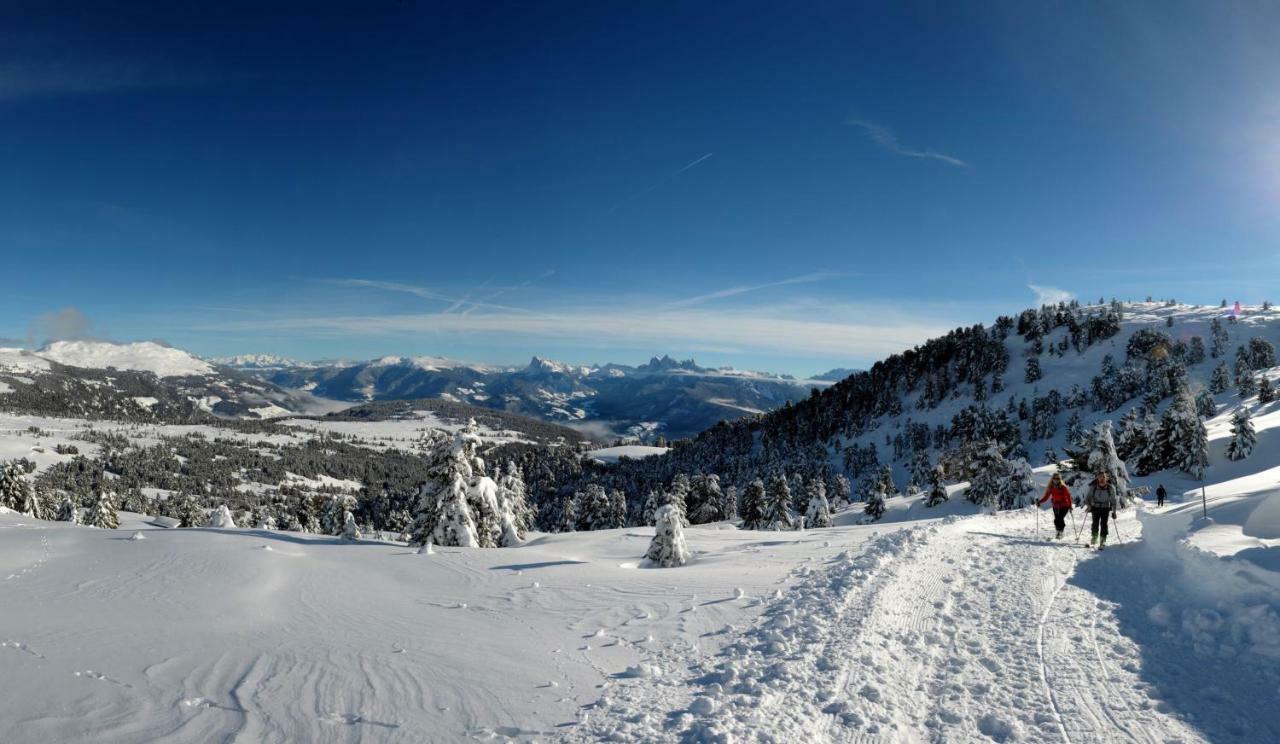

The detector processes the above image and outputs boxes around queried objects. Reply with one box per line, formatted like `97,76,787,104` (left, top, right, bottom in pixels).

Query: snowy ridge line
576,523,936,742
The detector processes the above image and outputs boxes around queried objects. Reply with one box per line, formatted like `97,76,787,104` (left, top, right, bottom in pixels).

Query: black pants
1090,507,1111,540
1157,495,1165,507
1052,506,1069,533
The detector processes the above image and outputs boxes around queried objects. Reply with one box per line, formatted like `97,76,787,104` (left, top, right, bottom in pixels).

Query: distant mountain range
0,342,853,441
220,353,842,440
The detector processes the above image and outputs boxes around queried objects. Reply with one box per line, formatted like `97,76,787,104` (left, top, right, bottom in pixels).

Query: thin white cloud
326,278,535,314
1028,284,1074,305
664,272,849,309
848,120,968,168
0,61,196,101
192,304,952,359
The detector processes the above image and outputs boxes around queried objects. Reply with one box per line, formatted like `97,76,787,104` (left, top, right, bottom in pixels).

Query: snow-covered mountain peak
40,340,214,378
212,354,309,370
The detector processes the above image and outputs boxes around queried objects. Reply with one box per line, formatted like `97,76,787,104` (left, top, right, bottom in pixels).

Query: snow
0,347,51,373
588,445,671,463
131,396,159,410
40,341,214,378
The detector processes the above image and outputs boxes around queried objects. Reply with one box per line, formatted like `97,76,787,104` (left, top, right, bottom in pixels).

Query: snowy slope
40,340,215,378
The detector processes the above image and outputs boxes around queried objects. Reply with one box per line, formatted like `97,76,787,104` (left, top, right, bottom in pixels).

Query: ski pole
1068,507,1078,540
1074,508,1086,542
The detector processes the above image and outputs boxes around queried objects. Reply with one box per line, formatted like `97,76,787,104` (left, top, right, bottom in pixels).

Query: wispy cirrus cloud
0,60,199,101
1028,283,1074,305
191,303,952,360
848,119,968,168
325,278,536,315
664,272,851,309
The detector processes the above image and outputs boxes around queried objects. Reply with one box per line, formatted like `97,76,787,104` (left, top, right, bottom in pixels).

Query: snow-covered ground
4,491,1278,743
588,445,671,463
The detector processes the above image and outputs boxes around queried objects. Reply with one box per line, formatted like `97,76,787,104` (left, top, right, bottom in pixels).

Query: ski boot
1098,535,1107,551
1089,533,1098,547
1055,530,1064,540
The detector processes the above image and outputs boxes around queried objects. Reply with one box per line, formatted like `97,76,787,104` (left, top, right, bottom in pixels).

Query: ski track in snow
582,510,1209,743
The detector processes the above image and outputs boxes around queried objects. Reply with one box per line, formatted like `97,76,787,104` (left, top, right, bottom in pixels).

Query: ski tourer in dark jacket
1085,473,1118,549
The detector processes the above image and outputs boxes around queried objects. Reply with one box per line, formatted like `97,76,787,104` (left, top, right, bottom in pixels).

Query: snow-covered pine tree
433,474,479,546
1226,407,1256,461
1210,316,1228,358
207,503,236,528
640,490,659,526
18,482,45,519
1114,407,1143,460
739,479,768,529
1024,356,1043,384
908,451,933,495
320,493,357,536
1084,420,1133,505
1210,362,1231,394
56,493,78,523
496,461,533,539
645,504,688,568
1157,390,1209,479
1132,410,1163,476
1065,411,1084,445
1259,376,1276,404
558,493,578,533
256,512,278,530
0,460,30,512
341,511,360,540
86,487,120,529
830,473,853,505
924,466,948,507
608,489,627,529
964,442,1008,509
1195,390,1217,418
803,479,831,528
874,464,900,498
1001,457,1037,509
575,484,614,531
688,474,723,524
762,473,793,530
719,485,739,522
663,473,691,526
863,480,887,520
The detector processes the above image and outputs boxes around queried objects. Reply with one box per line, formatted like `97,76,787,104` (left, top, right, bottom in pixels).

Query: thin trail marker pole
1034,504,1040,539
1202,486,1208,519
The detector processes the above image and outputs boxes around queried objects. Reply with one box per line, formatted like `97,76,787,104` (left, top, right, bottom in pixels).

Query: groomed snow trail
585,510,1206,743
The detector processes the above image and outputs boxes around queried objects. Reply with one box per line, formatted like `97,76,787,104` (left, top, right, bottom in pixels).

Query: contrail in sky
606,152,714,215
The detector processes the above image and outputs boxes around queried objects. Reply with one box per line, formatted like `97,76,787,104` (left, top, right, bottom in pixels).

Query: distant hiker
1085,472,1118,549
1037,472,1073,540
1156,484,1167,508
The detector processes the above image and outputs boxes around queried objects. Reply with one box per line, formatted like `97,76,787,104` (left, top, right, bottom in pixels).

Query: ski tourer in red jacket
1037,473,1072,539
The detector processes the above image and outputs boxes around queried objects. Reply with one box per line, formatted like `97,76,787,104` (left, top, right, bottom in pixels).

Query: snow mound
40,341,213,378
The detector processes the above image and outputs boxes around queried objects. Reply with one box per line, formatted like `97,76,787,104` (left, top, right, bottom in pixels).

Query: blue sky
3,2,1279,376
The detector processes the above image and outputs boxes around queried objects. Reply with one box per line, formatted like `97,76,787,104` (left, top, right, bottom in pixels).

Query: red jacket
1039,483,1072,509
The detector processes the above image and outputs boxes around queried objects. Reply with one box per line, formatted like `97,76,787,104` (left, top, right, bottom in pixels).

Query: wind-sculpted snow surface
4,504,1279,742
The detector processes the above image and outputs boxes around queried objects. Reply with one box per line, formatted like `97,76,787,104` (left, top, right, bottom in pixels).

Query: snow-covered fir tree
1003,457,1037,509
495,461,533,540
830,473,853,505
1259,376,1276,404
662,473,691,526
718,485,739,523
575,484,614,531
924,466,948,507
1210,316,1229,358
872,463,899,498
0,460,30,512
56,494,78,523
739,479,768,529
803,478,831,528
687,474,724,524
863,480,887,520
761,473,793,530
1157,390,1209,479
1083,420,1133,505
86,487,120,529
256,513,278,530
1210,362,1231,393
645,504,688,568
408,422,500,547
320,493,358,536
908,451,933,495
207,503,236,528
964,442,1010,509
558,494,578,534
1226,407,1256,461
1024,356,1042,384
641,490,659,526
608,489,627,529
341,511,360,540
